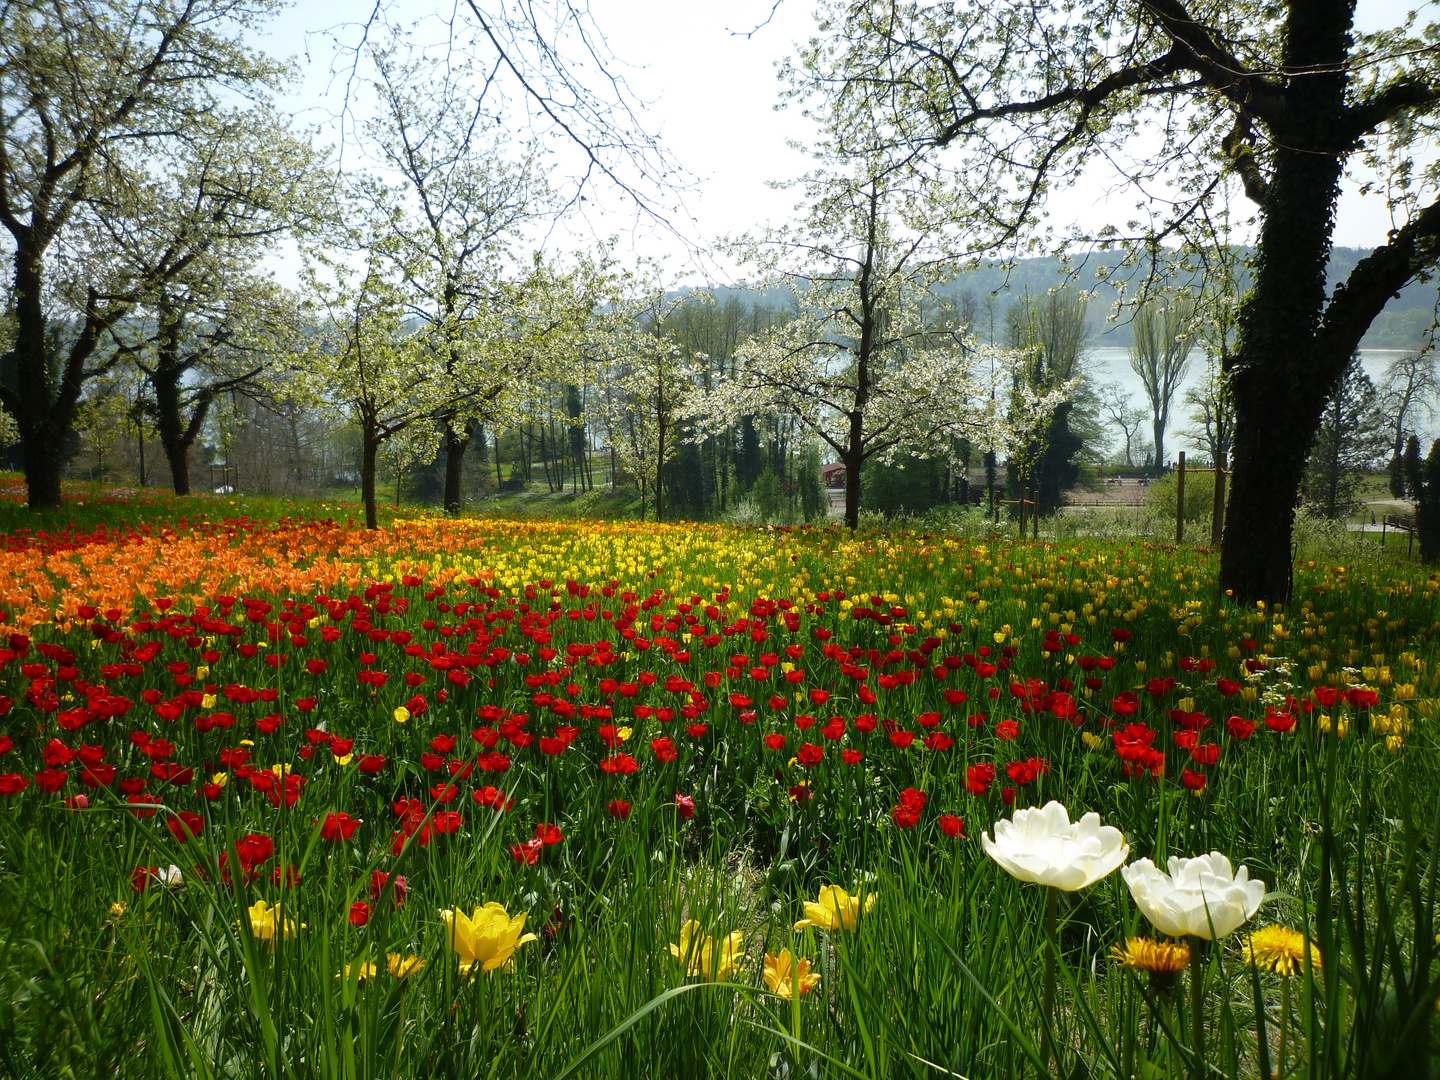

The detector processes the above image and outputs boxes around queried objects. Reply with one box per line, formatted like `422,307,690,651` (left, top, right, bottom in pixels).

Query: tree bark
843,447,862,530
152,305,195,496
161,432,193,496
9,241,89,510
361,426,380,531
443,419,471,512
1219,0,1354,601
655,414,666,523
1211,448,1227,549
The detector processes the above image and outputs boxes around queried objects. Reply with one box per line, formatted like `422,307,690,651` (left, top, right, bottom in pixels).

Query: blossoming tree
691,163,1063,528
596,289,700,522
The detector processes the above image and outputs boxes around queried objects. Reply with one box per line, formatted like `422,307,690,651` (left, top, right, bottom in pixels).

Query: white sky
258,0,1432,287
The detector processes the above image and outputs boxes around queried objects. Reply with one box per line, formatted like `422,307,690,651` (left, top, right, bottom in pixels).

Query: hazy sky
259,0,1432,284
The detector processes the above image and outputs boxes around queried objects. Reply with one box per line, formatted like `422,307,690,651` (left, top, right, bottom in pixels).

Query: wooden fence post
1175,452,1186,545
1020,486,1029,537
1032,493,1039,540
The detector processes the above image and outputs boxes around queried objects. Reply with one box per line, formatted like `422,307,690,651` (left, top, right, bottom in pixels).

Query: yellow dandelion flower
1111,937,1189,994
1243,925,1321,976
1111,937,1190,973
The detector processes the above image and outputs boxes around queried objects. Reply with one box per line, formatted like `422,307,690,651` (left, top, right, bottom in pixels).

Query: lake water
1082,346,1435,462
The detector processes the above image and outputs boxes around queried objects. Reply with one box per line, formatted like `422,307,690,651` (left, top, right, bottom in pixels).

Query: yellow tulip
441,902,537,974
668,920,745,981
764,949,820,999
245,900,300,943
387,953,426,979
793,885,875,932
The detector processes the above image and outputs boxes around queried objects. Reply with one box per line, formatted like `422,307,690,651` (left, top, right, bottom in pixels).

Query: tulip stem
1042,884,1058,1071
1189,937,1205,1080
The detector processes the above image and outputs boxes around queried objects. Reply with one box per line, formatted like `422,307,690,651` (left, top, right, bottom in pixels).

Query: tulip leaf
911,907,1050,1073
550,981,764,1080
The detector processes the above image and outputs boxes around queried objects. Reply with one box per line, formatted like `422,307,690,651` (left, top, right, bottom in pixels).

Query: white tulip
1120,852,1266,940
981,800,1130,891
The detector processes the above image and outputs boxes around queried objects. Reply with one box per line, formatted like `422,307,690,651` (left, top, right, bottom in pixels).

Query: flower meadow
0,511,1436,1079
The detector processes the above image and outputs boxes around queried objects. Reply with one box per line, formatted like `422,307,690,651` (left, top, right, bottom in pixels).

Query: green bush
1144,468,1217,527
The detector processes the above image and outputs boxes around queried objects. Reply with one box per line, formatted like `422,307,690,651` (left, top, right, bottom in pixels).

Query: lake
1082,346,1435,463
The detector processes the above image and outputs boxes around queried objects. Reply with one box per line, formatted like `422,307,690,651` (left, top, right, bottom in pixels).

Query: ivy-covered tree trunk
1219,0,1352,602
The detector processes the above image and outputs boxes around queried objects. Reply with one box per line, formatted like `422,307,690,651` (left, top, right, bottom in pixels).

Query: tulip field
0,497,1436,1079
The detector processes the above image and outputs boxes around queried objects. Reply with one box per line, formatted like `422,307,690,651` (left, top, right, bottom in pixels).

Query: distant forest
697,248,1439,349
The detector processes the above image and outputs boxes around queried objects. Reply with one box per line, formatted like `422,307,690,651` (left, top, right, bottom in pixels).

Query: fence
209,464,239,494
1380,513,1417,558
1172,451,1231,546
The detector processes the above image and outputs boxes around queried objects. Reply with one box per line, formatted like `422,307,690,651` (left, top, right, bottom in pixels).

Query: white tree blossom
689,161,1066,527
596,289,701,522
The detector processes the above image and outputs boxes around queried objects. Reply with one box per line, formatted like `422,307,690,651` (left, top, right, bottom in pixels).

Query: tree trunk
1326,398,1340,518
10,241,71,510
20,430,65,510
1211,447,1227,549
842,450,862,530
361,428,380,531
1219,0,1353,602
162,435,192,496
655,416,666,523
537,425,555,492
1152,416,1165,474
443,419,471,512
152,308,194,496
8,233,119,510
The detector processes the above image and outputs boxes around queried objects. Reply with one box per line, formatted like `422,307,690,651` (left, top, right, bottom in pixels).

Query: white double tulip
981,800,1130,891
1120,852,1266,940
